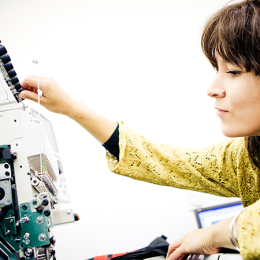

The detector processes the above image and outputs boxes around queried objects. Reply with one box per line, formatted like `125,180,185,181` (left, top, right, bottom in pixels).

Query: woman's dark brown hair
201,0,260,169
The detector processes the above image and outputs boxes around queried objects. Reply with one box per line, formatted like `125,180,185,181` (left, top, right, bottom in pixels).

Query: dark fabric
102,124,120,159
87,235,169,260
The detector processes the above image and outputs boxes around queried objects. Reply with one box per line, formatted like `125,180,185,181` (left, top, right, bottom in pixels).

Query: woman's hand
166,226,220,260
166,217,238,260
20,75,117,144
20,75,76,116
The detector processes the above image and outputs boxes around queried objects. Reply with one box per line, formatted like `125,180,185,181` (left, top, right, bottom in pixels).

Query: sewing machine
0,42,77,260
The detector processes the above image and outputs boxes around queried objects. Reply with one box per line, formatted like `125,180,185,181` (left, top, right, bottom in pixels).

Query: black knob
42,199,49,206
0,188,5,201
74,213,80,221
8,70,17,78
14,83,22,91
36,207,43,214
16,88,23,94
44,210,51,216
11,153,17,160
4,62,13,72
50,236,56,245
11,77,19,85
0,46,7,56
1,54,11,64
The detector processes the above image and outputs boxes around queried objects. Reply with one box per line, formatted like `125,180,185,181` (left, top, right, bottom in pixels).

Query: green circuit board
0,146,53,260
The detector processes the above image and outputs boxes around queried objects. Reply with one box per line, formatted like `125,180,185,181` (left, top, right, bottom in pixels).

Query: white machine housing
0,53,75,260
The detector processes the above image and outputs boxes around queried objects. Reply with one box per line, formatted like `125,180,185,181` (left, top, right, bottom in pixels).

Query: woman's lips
215,107,229,116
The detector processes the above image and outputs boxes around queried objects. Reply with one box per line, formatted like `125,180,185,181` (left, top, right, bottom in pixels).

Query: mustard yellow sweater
106,122,260,260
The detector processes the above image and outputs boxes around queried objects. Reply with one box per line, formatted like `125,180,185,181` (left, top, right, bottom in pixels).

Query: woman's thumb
19,90,39,102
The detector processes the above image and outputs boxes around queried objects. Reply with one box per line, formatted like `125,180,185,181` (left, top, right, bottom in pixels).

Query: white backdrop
0,0,241,259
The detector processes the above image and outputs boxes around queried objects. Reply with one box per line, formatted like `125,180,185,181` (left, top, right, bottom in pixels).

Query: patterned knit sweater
106,122,260,260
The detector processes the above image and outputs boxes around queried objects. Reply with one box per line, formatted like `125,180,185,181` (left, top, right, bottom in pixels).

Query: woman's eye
226,70,242,77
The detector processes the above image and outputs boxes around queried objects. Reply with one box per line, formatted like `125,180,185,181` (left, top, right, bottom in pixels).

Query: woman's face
207,52,260,137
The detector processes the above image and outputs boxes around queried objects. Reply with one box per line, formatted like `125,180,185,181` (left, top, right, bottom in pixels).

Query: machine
0,41,77,260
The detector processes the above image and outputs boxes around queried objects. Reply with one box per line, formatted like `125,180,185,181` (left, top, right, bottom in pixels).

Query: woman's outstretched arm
20,75,117,144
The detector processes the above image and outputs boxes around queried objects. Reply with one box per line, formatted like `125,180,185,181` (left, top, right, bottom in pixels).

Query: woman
19,0,260,259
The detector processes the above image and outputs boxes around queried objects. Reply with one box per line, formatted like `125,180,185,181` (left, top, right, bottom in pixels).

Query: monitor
194,201,243,228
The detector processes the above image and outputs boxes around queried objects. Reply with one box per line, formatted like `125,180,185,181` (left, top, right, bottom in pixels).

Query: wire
32,60,43,194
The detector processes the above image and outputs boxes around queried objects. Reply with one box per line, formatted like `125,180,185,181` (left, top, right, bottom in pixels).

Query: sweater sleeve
239,200,260,259
105,121,250,197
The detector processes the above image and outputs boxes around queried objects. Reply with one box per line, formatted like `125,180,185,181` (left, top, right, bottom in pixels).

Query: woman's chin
221,125,243,138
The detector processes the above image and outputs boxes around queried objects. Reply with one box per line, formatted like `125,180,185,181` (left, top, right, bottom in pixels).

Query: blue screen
198,203,243,228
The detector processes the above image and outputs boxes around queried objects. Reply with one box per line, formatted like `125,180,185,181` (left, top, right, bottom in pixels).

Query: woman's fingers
166,225,225,260
180,255,190,260
20,76,48,102
22,75,51,81
19,90,44,103
166,237,184,259
20,75,76,115
167,246,186,260
21,76,47,91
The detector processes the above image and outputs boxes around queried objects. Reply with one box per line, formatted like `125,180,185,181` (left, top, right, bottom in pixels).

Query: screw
36,216,43,224
24,247,34,257
4,164,9,169
38,233,46,241
22,205,27,210
67,210,71,215
10,219,13,224
24,217,30,223
24,233,30,239
6,230,10,235
7,200,11,204
5,172,10,176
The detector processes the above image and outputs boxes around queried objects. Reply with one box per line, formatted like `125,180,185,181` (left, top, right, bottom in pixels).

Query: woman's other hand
166,227,220,260
166,217,238,260
20,75,75,116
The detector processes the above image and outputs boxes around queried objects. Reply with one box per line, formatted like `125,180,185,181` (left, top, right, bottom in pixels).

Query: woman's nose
207,77,226,98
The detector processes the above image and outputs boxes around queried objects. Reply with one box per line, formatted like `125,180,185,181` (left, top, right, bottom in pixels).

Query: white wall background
0,0,241,259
